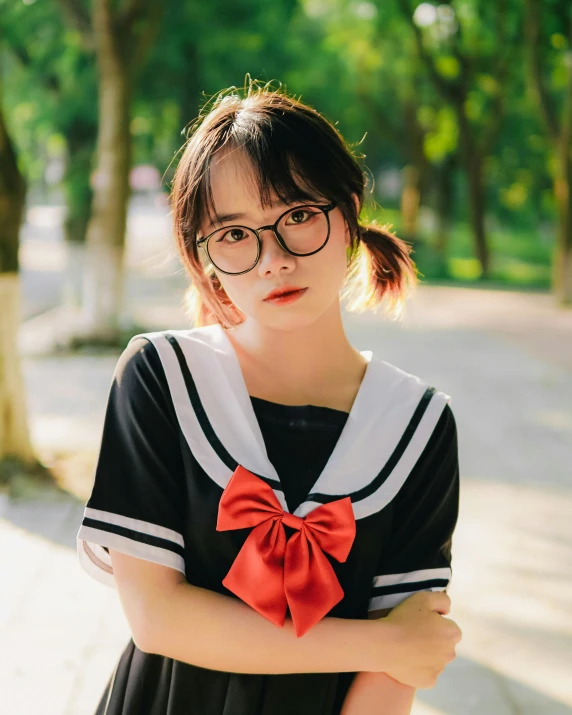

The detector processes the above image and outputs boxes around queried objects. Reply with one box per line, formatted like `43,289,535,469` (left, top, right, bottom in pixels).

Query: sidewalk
1,280,571,714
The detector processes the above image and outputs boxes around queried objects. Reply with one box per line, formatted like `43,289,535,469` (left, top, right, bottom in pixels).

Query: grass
363,207,554,291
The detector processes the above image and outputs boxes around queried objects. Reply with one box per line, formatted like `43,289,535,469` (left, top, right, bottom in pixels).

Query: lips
263,286,306,301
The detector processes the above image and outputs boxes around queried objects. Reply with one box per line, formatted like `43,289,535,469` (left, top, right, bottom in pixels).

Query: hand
373,591,462,689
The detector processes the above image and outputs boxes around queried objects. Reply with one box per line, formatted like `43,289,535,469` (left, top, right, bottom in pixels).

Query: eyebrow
206,196,322,232
210,210,248,226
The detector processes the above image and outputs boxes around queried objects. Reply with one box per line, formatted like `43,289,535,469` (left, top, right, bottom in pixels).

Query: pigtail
342,222,420,319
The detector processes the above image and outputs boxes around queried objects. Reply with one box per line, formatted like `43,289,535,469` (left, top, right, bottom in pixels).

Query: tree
3,0,98,316
0,69,36,473
57,0,164,343
525,0,572,304
396,0,517,278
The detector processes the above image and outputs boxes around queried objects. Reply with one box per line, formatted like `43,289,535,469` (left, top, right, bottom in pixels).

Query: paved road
1,278,571,714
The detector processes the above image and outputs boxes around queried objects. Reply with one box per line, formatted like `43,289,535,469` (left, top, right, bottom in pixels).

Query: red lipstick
263,285,308,305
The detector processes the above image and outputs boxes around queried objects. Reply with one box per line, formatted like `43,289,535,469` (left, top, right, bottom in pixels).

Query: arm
110,549,396,675
340,609,416,715
341,401,461,711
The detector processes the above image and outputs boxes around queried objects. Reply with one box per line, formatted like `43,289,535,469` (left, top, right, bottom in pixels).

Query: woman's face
197,147,352,333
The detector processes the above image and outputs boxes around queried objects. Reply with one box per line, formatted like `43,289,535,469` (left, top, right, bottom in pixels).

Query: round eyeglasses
196,201,337,275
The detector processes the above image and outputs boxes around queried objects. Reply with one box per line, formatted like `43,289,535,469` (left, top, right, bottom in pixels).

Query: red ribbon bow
216,465,356,637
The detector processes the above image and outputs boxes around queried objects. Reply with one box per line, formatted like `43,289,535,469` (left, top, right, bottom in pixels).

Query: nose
256,228,295,275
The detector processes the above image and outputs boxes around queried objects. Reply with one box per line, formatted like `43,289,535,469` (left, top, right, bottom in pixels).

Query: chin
253,297,338,333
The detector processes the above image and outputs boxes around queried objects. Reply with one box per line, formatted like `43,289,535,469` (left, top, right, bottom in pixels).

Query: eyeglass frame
195,201,337,276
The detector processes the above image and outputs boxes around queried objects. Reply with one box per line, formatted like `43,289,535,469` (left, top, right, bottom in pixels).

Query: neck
223,300,368,403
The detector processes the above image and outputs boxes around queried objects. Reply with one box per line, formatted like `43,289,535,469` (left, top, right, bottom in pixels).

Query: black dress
77,324,460,715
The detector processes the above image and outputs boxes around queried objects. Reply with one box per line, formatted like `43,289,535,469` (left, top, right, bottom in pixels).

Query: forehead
201,144,323,231
207,147,267,214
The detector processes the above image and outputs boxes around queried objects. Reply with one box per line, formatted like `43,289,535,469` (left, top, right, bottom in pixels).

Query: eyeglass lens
205,205,329,274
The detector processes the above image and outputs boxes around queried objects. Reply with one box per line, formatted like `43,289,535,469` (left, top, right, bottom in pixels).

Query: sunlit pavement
1,258,571,712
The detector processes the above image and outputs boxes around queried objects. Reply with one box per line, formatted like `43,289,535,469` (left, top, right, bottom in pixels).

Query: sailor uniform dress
76,323,460,715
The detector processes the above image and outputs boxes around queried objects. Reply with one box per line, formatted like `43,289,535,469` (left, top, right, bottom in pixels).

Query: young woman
77,82,462,715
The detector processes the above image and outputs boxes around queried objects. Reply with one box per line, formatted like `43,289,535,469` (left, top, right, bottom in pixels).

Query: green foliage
0,0,566,289
423,107,458,162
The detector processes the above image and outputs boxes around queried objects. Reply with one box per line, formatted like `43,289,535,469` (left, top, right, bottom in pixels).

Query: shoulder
368,353,457,449
430,401,458,452
114,324,225,398
370,354,454,414
124,325,224,363
439,401,457,435
110,333,181,422
415,400,459,481
392,396,459,509
376,355,451,396
114,334,165,386
95,334,188,453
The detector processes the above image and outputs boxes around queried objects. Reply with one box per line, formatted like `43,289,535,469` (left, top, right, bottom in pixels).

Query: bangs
196,104,355,233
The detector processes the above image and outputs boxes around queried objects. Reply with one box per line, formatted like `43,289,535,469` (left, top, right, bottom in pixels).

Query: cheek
310,221,349,283
327,210,351,256
216,273,255,310
212,217,349,313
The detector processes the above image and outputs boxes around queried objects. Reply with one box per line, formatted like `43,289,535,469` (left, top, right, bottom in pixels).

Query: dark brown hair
170,80,419,328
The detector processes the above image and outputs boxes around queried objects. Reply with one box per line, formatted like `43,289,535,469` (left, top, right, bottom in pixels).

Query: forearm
340,672,415,715
339,607,415,714
143,581,391,675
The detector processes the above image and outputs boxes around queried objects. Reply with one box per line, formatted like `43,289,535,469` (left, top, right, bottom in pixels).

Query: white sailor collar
133,324,451,521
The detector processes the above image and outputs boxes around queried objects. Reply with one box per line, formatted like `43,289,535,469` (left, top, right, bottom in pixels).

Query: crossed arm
339,607,416,715
109,549,416,713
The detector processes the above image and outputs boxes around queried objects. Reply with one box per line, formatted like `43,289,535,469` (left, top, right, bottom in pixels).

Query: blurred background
0,0,571,713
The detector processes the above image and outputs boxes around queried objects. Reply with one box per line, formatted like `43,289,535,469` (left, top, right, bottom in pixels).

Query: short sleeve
76,336,187,588
368,402,460,612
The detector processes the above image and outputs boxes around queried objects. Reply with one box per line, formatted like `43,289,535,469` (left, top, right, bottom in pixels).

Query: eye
217,227,249,243
286,208,317,225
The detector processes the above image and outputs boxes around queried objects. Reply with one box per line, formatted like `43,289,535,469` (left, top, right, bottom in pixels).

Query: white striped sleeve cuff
368,567,451,611
76,507,186,588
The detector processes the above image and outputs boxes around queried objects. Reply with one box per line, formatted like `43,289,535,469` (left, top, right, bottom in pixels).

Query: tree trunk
553,151,572,304
399,98,427,243
0,275,35,464
553,34,572,305
523,0,572,304
62,124,96,314
435,156,454,256
78,2,133,343
400,165,421,242
178,43,200,138
0,96,35,465
457,108,490,277
63,126,95,247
